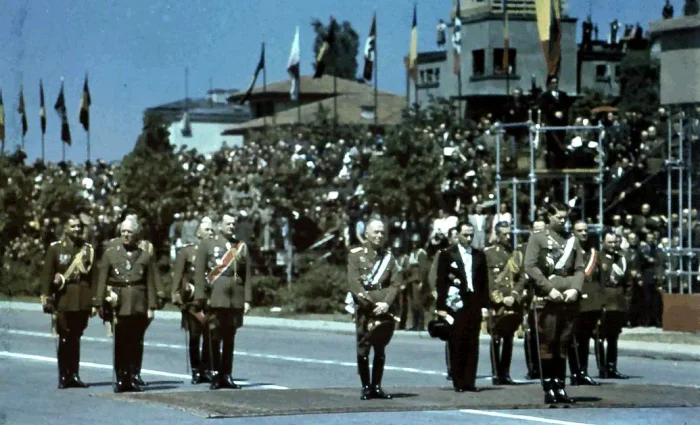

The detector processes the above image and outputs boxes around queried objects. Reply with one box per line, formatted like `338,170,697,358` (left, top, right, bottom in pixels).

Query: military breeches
536,303,578,360
184,310,210,370
56,311,90,338
114,316,149,373
208,308,242,376
598,310,625,338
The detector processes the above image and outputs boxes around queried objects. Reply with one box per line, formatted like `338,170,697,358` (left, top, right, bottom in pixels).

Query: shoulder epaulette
350,246,363,254
50,241,61,246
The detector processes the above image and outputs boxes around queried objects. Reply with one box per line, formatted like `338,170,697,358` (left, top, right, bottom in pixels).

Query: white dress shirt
458,245,474,292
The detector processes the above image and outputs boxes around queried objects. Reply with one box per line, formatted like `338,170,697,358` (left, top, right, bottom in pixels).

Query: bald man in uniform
347,219,402,400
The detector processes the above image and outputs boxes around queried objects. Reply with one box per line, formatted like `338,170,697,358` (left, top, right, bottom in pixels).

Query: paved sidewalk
3,301,699,362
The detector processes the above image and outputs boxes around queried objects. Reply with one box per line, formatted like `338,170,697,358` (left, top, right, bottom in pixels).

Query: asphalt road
1,307,698,425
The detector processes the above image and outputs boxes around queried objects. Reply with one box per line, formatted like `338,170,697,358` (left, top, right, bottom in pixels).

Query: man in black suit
539,76,570,170
436,222,489,392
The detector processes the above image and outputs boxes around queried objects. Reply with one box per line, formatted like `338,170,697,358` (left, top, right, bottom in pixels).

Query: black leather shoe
606,367,629,379
210,378,221,390
543,380,557,404
133,373,146,387
371,386,392,399
58,374,69,389
454,387,465,393
191,369,203,385
462,385,479,392
553,379,574,403
219,375,242,389
499,376,517,385
570,372,599,386
113,371,129,393
200,370,213,383
526,370,541,380
360,386,372,400
491,377,501,385
68,374,89,388
129,375,144,392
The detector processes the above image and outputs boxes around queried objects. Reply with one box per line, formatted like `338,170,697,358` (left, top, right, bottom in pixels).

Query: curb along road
2,301,698,362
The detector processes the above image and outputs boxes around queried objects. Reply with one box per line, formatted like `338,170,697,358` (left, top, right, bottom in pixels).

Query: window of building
615,65,621,78
472,49,485,76
493,48,517,75
595,65,607,78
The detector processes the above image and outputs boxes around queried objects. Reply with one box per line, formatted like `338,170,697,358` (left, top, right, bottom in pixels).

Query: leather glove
40,296,54,314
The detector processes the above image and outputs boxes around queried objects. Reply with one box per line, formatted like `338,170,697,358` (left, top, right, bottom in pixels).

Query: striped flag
240,42,265,105
452,0,462,75
535,0,562,79
503,0,510,74
287,26,300,100
314,17,337,78
406,5,418,80
79,75,91,132
40,80,46,135
54,80,72,145
18,87,27,136
363,13,376,82
0,90,5,143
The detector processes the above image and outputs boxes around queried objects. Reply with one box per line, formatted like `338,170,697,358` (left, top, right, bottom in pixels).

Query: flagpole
263,42,267,129
87,130,91,163
42,133,45,162
62,141,66,162
373,12,378,127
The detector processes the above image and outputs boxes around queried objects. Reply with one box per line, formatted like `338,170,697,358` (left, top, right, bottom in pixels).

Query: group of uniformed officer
41,213,251,393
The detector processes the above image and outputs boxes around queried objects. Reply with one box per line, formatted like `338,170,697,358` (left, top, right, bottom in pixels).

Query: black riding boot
605,337,629,379
68,336,88,388
57,337,70,389
358,355,371,400
499,335,516,385
490,337,502,385
371,354,392,399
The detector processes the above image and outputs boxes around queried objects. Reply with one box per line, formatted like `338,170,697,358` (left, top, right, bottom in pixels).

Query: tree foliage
618,49,660,118
685,0,700,15
311,18,359,80
363,102,448,218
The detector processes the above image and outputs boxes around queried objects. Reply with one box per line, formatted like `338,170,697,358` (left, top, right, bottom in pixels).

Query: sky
0,0,683,163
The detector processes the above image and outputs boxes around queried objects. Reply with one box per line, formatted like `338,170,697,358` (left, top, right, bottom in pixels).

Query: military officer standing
40,215,96,389
403,234,431,331
347,218,402,400
194,214,252,390
485,222,522,385
524,203,584,404
596,231,630,379
172,217,215,384
568,221,601,386
95,217,158,393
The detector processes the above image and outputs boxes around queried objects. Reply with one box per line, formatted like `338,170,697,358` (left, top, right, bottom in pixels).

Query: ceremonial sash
206,241,243,285
554,237,576,270
584,248,597,277
56,245,94,288
364,252,392,290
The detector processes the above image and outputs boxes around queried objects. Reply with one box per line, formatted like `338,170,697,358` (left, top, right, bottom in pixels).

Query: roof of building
147,97,251,124
223,91,406,133
227,75,395,100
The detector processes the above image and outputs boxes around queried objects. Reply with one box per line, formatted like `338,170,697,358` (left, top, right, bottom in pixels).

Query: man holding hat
194,214,252,390
524,203,584,404
347,218,402,400
95,216,159,393
40,215,96,389
172,217,215,384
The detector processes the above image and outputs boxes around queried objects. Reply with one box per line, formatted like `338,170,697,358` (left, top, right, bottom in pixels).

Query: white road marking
459,409,594,425
2,329,448,376
0,350,288,390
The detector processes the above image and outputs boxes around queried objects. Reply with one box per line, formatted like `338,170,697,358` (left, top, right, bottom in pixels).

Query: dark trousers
489,313,521,379
524,308,540,376
114,316,148,376
568,310,600,375
56,311,90,377
184,312,211,371
597,310,626,370
546,131,567,170
449,307,481,389
208,308,242,377
641,285,662,327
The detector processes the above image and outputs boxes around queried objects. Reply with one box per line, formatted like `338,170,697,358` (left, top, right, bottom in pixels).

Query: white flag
287,26,301,101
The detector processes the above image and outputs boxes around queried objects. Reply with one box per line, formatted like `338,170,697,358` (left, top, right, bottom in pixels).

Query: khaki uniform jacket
579,247,603,312
485,244,522,306
40,239,95,312
599,250,629,312
347,243,402,308
95,244,158,315
105,237,165,300
171,244,198,306
194,236,252,309
524,228,584,297
402,248,430,284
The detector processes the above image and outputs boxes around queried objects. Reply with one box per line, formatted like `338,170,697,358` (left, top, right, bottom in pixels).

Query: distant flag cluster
18,87,27,136
241,43,266,105
313,17,337,79
287,26,301,100
406,5,418,81
453,0,462,75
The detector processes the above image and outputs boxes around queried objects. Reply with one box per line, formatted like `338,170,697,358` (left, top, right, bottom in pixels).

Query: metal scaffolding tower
493,116,605,248
665,112,699,294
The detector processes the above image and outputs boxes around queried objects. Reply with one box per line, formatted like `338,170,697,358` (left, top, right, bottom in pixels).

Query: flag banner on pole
363,13,376,82
535,0,561,79
287,26,301,100
79,75,91,132
54,81,72,145
452,0,462,75
313,17,337,79
18,88,28,136
240,43,265,105
0,90,5,143
503,0,510,74
406,5,418,80
40,80,47,135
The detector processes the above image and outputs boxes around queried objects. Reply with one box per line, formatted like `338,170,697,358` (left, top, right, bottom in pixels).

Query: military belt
108,281,146,288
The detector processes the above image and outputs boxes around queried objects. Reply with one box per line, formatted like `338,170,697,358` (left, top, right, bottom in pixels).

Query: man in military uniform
347,218,402,400
172,217,215,384
194,214,252,390
103,213,164,387
485,222,522,385
40,215,96,389
402,233,431,331
596,231,630,379
95,218,158,393
524,203,584,404
568,221,600,386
